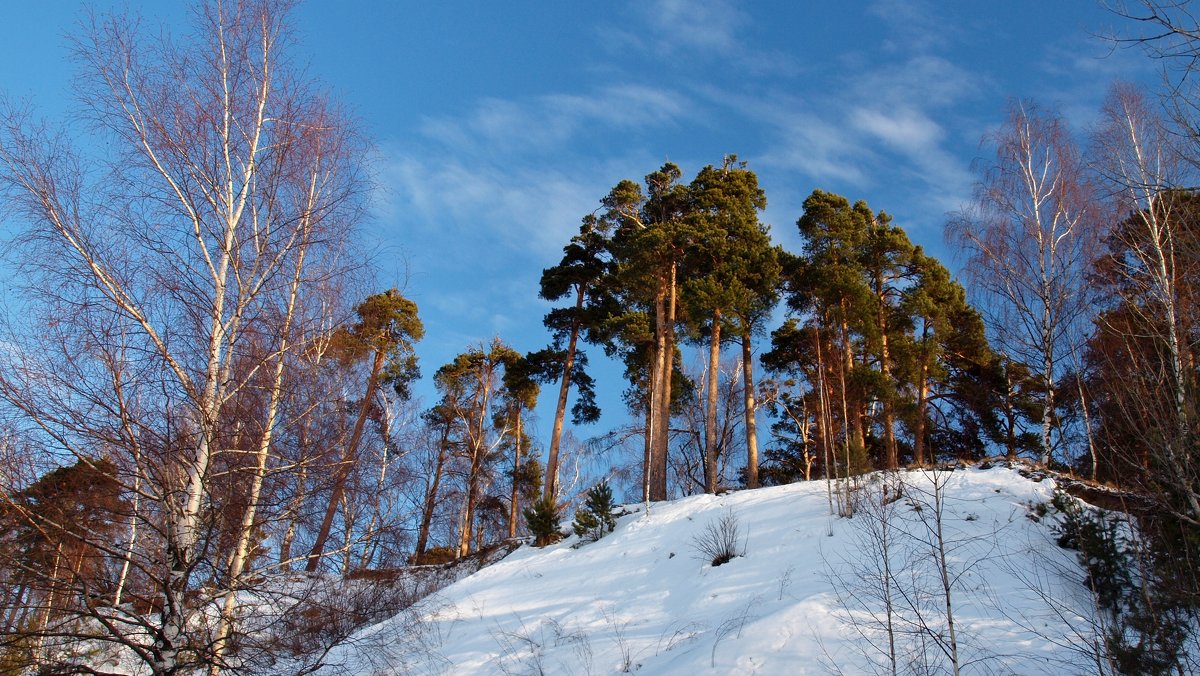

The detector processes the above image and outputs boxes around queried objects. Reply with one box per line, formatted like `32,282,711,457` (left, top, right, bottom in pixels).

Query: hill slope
315,466,1126,674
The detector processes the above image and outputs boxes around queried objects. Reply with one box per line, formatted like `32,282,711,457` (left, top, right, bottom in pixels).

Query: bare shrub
829,470,1001,675
239,574,426,673
409,546,458,566
691,508,745,567
490,615,594,676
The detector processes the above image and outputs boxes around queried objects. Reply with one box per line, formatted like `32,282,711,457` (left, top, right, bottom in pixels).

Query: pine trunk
877,290,898,469
306,347,386,572
704,309,722,493
646,281,667,503
414,423,450,558
642,393,653,504
508,411,523,538
652,263,677,501
741,330,760,489
815,328,835,513
544,287,583,503
840,308,865,453
913,322,932,466
914,366,930,466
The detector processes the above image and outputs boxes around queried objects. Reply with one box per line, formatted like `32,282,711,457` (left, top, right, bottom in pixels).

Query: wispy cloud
714,48,981,240
419,85,689,155
745,54,976,192
755,105,874,186
868,0,960,55
639,0,748,54
383,81,700,267
378,154,604,260
855,55,982,109
598,0,800,78
851,107,943,155
849,104,972,207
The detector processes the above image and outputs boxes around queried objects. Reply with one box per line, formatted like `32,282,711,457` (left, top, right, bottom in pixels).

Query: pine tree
772,191,999,474
524,496,561,548
603,164,695,502
434,339,523,557
0,458,127,627
685,155,774,492
536,215,612,504
572,481,617,542
899,250,992,465
858,210,918,468
306,289,423,571
571,507,600,541
785,191,878,469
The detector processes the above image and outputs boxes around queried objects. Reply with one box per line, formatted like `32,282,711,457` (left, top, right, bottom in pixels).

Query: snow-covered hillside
314,466,1123,675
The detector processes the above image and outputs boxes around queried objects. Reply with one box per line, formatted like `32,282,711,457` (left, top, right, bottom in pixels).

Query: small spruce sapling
573,481,617,542
524,496,561,547
1050,492,1190,673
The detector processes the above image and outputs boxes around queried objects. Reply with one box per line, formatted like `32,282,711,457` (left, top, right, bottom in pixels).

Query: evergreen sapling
524,496,561,547
573,481,617,543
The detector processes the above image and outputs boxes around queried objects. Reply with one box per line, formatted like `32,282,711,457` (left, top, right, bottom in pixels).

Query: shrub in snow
524,496,561,547
410,546,458,566
1051,491,1191,674
691,508,744,567
573,481,617,543
0,636,34,674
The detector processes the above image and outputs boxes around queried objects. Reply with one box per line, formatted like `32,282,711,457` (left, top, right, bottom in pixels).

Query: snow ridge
317,466,1120,675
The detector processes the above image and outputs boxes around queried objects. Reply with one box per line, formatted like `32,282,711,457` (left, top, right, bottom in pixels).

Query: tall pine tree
536,214,612,503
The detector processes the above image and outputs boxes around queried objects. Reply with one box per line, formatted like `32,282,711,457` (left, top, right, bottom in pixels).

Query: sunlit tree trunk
458,366,496,557
741,331,760,488
544,287,583,503
508,411,523,538
415,421,450,558
306,347,386,572
704,309,722,493
213,157,318,670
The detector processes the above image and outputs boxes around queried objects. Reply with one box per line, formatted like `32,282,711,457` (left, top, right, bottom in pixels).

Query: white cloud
851,107,943,154
379,83,700,273
640,0,747,54
868,0,957,55
756,107,873,186
598,0,799,78
849,105,970,198
378,154,600,260
733,55,975,198
710,49,978,237
417,85,689,156
854,55,981,109
550,84,688,129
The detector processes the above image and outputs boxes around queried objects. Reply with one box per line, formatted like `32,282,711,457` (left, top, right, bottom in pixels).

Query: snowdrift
314,466,1136,675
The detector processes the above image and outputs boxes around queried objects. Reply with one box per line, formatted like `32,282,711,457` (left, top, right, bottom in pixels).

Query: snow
314,465,1121,675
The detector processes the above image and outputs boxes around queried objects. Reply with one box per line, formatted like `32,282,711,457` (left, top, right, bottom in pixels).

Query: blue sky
0,1,1160,450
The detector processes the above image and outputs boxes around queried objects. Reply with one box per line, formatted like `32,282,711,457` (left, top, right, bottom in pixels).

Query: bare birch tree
0,0,367,671
1090,82,1200,518
949,100,1099,466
